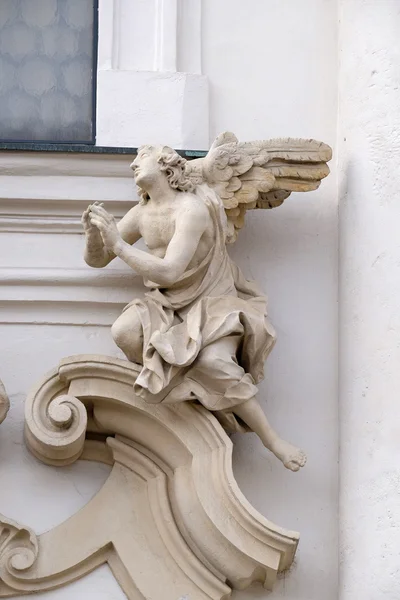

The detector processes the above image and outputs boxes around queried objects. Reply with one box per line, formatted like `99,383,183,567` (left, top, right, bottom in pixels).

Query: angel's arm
90,200,209,286
83,203,142,268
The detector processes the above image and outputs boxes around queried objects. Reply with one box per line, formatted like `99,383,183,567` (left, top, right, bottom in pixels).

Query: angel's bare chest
139,206,177,253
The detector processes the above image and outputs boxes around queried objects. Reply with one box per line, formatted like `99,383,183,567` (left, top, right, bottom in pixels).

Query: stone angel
82,132,331,472
0,379,9,425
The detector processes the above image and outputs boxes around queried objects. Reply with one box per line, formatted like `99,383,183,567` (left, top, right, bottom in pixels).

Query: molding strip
0,268,143,325
154,0,178,72
0,267,138,287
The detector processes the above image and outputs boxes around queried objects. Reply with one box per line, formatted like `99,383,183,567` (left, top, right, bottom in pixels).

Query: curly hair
136,145,194,204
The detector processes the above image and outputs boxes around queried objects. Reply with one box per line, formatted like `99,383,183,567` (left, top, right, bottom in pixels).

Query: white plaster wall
339,2,400,599
202,1,338,598
0,1,338,599
202,0,337,143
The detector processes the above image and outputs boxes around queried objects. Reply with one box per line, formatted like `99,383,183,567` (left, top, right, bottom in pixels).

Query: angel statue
82,132,331,472
0,379,9,425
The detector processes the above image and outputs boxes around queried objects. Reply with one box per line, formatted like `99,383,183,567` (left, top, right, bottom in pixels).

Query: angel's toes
284,450,307,472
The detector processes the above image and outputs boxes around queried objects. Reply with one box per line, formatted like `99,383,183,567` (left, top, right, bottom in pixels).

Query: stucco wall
339,2,400,599
202,2,338,598
0,1,338,598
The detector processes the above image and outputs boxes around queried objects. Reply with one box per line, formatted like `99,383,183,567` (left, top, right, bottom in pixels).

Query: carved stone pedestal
0,355,299,599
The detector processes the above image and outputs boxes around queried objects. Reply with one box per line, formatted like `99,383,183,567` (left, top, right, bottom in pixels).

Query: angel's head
130,145,194,203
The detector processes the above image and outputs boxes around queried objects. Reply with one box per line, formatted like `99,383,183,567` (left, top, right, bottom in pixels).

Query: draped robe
124,184,276,431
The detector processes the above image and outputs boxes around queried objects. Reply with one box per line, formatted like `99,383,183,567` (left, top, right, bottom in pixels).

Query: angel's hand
89,204,122,252
82,202,104,233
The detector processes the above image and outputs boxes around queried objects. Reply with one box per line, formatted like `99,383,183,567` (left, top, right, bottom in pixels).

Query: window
0,0,98,144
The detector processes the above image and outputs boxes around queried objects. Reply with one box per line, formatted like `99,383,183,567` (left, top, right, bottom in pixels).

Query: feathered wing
186,132,332,243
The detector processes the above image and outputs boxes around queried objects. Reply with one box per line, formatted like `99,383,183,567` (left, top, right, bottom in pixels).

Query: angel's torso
138,192,215,272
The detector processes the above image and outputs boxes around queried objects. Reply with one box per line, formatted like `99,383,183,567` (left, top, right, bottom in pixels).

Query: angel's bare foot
270,439,307,472
232,397,307,472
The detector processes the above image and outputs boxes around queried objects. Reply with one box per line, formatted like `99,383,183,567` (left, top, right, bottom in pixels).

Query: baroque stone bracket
0,355,299,599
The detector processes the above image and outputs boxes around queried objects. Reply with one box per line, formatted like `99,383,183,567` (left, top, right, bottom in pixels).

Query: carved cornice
0,151,137,234
0,152,135,177
0,355,299,598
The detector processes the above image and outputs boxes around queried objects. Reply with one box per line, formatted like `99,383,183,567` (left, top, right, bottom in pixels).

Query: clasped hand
83,202,122,252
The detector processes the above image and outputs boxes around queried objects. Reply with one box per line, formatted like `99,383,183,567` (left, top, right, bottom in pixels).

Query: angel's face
130,146,162,187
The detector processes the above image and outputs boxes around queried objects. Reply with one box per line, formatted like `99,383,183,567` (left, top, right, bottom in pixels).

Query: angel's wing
186,132,332,243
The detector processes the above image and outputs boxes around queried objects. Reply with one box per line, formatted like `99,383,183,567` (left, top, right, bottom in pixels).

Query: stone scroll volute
0,355,299,599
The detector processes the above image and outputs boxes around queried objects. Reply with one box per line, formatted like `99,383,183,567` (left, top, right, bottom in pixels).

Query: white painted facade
0,1,395,599
339,2,400,599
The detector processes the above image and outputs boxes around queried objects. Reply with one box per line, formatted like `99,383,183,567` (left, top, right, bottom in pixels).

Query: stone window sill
0,142,206,158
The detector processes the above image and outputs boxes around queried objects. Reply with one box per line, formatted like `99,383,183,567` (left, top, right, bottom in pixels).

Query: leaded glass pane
0,0,96,143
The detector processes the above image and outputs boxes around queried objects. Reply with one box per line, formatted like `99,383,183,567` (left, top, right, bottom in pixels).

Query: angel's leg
111,305,143,365
232,397,307,472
